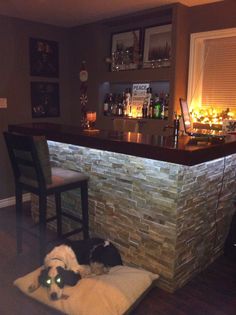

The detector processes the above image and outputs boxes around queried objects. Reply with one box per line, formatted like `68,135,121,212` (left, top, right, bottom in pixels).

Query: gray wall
189,0,236,33
0,15,73,198
69,22,107,125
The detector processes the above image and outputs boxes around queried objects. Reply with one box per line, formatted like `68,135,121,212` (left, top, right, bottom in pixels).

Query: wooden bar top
8,122,236,166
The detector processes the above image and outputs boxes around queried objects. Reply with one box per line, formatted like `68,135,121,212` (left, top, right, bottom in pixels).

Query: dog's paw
91,262,109,275
77,265,92,277
28,284,38,293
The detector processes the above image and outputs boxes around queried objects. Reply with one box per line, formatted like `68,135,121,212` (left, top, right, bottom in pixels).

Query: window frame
187,27,236,110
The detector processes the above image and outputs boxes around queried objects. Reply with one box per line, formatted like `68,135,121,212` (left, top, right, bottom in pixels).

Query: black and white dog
28,238,122,301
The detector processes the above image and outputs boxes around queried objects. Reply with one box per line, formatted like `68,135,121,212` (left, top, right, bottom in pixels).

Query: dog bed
14,265,159,315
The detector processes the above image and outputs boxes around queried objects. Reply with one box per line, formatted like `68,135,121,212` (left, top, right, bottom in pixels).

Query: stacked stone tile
31,141,236,292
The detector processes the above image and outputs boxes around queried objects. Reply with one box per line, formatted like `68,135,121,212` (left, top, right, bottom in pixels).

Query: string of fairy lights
190,107,235,126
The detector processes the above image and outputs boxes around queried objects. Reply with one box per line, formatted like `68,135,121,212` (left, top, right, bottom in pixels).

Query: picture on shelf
111,29,141,71
31,82,60,118
29,38,59,77
143,24,172,68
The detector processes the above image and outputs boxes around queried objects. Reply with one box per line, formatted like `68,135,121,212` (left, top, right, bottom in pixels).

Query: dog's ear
38,267,51,287
57,266,81,287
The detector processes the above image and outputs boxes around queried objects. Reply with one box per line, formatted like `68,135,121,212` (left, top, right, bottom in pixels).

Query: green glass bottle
153,94,162,119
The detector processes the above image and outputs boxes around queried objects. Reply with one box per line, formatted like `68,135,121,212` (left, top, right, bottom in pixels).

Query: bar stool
3,131,89,262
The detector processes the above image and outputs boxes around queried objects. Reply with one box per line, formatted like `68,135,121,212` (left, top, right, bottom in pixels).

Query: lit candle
86,111,96,123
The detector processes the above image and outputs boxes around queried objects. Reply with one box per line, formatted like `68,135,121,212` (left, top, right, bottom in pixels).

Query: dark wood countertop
8,122,236,166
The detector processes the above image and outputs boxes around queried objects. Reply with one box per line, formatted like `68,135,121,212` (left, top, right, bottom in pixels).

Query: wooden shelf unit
73,3,190,134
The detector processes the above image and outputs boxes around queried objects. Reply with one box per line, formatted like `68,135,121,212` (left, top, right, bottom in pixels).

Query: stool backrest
3,132,52,189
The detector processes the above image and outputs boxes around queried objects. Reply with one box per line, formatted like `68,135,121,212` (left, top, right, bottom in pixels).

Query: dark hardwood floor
0,204,235,315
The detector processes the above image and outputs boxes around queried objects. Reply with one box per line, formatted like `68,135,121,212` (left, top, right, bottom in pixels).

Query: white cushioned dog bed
14,265,159,315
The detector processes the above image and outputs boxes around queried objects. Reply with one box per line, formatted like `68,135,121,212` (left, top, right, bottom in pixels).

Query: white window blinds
202,36,236,110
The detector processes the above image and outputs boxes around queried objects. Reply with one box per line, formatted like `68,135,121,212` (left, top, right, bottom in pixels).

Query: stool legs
39,193,47,263
15,186,23,254
81,181,89,239
55,192,62,238
14,181,89,262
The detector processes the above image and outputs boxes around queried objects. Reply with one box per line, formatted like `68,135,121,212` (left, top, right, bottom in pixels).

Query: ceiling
0,0,223,27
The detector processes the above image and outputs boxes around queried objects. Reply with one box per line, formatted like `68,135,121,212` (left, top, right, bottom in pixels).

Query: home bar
9,122,236,292
1,2,236,314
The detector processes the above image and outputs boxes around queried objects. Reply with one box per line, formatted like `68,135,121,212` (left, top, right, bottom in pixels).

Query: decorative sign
131,83,150,117
79,61,88,127
132,83,149,106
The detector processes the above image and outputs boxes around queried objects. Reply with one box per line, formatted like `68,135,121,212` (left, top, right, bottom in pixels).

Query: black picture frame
31,82,60,118
110,29,141,71
29,38,59,77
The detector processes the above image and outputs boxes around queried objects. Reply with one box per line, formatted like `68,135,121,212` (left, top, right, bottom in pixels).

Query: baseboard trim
0,193,31,209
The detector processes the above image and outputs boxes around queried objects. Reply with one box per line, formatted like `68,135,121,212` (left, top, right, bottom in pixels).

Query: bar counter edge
8,122,236,166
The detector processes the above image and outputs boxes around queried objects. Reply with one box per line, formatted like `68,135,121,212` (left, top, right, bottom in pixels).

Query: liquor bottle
103,93,109,116
142,87,152,118
125,88,132,116
142,102,148,118
164,93,169,119
160,92,166,120
108,93,114,116
142,91,148,118
153,94,162,119
148,96,154,118
112,93,118,116
161,98,166,120
117,94,123,116
122,91,127,116
146,87,152,118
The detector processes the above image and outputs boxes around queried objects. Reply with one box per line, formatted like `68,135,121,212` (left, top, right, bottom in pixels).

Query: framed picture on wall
111,29,141,71
29,38,59,77
143,24,172,68
31,82,60,118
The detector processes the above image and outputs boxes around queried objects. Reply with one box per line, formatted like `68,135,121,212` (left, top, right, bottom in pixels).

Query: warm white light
190,105,236,125
86,111,96,122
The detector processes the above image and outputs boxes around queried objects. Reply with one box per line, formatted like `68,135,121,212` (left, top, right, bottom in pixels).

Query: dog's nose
50,292,58,301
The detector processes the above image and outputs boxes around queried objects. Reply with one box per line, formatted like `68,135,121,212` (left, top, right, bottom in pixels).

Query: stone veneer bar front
8,123,236,292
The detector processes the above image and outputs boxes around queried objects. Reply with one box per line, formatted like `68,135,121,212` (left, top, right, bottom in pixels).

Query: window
187,28,236,123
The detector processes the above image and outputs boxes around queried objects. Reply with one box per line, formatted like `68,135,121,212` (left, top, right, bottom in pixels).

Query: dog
28,238,122,300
